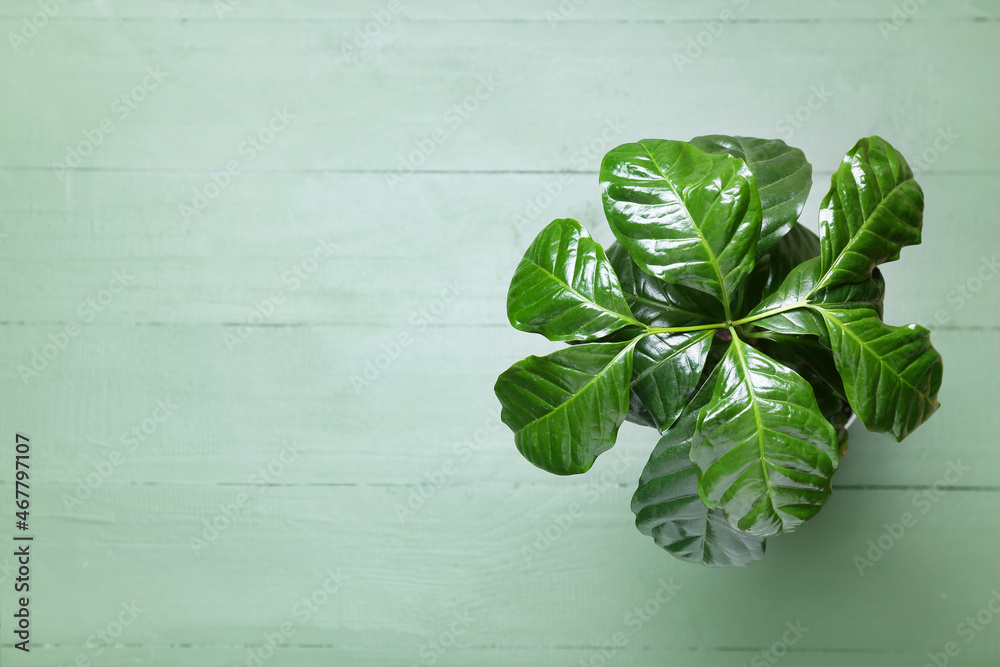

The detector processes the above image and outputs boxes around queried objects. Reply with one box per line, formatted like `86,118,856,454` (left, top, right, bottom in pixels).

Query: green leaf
816,136,924,290
630,330,715,433
750,338,852,456
755,332,846,401
757,343,853,456
808,376,852,457
690,135,812,255
741,223,821,312
690,336,839,537
745,258,828,339
815,308,942,441
601,139,762,310
626,333,731,430
632,380,765,567
607,242,724,327
495,341,636,475
748,257,886,340
507,218,639,342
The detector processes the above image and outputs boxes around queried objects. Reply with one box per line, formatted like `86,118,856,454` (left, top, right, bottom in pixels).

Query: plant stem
645,322,726,335
730,301,808,327
641,301,808,336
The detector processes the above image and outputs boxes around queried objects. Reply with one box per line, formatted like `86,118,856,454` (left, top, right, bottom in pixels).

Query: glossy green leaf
494,341,635,475
691,336,839,536
816,136,924,290
755,332,846,401
749,257,886,340
816,308,942,441
809,376,852,457
607,242,724,327
630,330,715,433
497,133,943,567
507,218,640,342
600,139,762,308
690,135,812,255
763,346,853,457
632,380,765,567
626,333,731,429
741,223,821,312
745,258,827,339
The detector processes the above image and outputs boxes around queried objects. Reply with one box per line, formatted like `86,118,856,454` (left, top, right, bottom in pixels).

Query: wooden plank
0,172,994,329
2,0,999,20
0,21,995,174
0,326,987,487
1,2,996,664
4,647,1000,667
0,483,998,657
7,647,1000,667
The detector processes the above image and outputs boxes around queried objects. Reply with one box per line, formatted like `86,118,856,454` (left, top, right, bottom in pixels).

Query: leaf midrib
524,249,642,328
520,341,636,431
813,173,915,292
640,141,733,319
631,330,713,384
815,307,935,404
729,337,776,510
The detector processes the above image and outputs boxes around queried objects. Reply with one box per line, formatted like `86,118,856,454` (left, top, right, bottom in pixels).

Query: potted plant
494,135,943,566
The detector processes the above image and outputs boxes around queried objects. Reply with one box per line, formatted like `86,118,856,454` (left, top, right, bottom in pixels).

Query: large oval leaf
816,136,923,290
816,308,942,441
600,139,762,310
607,242,724,327
630,330,715,433
494,341,635,475
632,379,766,567
691,336,839,537
690,135,812,255
507,218,640,342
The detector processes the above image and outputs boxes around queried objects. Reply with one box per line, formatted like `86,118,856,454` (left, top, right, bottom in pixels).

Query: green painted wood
1,0,998,20
8,648,1000,667
0,327,989,487
0,174,994,329
0,3,997,665
1,485,999,658
0,22,995,174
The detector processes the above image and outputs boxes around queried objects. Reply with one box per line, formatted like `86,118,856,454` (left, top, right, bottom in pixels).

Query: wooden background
1,1,998,665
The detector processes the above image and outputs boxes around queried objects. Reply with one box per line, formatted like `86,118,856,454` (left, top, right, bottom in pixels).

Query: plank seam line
0,642,949,653
0,16,996,24
0,168,990,176
0,322,996,332
0,482,996,492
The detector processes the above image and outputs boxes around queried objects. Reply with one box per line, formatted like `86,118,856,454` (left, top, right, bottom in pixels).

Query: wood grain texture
0,173,994,328
0,2,997,665
1,0,999,20
0,327,990,487
4,485,1000,655
0,21,996,173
